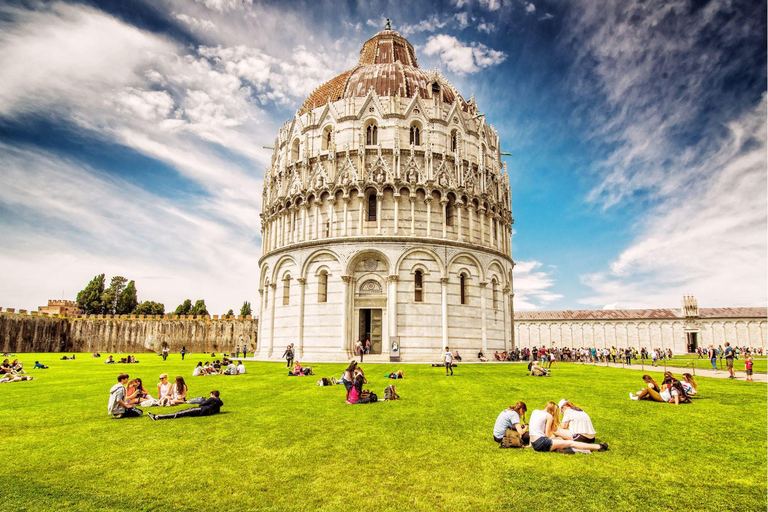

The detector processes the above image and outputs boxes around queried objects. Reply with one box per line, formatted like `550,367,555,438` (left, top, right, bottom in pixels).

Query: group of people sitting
493,400,609,453
192,360,245,376
629,372,696,405
103,355,139,364
108,372,223,420
288,362,314,376
1,358,34,383
526,361,551,376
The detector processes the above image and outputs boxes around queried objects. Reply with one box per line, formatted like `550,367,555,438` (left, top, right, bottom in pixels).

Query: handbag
501,429,523,448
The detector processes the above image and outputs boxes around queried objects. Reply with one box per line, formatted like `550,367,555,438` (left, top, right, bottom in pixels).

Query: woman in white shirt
236,361,246,374
559,400,596,443
528,402,608,453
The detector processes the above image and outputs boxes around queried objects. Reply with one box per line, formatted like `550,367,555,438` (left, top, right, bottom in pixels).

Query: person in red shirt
745,356,754,382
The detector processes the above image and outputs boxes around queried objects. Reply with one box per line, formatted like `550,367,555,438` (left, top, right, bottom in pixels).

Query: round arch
345,249,391,276
447,251,486,282
394,247,446,278
300,248,342,279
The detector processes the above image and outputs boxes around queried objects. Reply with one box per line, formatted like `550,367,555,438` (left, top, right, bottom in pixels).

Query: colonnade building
256,27,514,361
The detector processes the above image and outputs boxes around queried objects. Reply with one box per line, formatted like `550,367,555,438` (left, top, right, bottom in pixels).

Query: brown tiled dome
299,29,466,114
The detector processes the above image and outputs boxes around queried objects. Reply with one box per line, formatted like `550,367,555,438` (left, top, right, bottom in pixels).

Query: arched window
410,125,420,146
450,131,458,153
414,270,424,302
318,271,328,303
367,194,377,221
282,275,291,306
460,273,468,305
431,81,441,97
290,139,300,163
492,279,498,309
366,124,378,145
322,127,333,150
446,199,456,227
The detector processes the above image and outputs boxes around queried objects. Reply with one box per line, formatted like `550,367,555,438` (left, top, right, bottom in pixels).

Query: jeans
153,407,207,420
711,358,717,370
115,408,143,419
286,358,293,368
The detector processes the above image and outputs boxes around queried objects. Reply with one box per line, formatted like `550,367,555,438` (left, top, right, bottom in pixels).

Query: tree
134,301,165,316
240,301,252,316
102,276,128,315
174,299,192,316
116,280,138,315
226,309,234,317
189,299,208,316
76,274,106,314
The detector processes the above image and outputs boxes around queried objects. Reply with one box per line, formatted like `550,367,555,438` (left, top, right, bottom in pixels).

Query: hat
159,373,168,379
558,399,567,408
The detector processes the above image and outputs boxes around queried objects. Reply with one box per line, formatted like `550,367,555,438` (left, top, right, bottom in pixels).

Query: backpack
384,384,400,401
500,429,523,448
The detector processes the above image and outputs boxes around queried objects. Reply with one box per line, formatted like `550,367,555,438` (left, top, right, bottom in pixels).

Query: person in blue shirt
723,342,735,379
33,361,48,369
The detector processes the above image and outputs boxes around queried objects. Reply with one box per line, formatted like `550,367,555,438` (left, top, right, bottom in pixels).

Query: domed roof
299,28,467,114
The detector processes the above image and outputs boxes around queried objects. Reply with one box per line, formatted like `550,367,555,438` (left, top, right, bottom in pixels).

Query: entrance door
686,332,698,353
358,309,383,354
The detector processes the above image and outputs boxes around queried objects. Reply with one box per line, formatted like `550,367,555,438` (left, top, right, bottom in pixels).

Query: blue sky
0,0,765,314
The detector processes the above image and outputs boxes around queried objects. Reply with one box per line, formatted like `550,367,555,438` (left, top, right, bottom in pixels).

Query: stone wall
0,311,258,354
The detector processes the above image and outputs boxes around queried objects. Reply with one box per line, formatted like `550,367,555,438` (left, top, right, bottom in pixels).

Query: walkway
571,360,767,383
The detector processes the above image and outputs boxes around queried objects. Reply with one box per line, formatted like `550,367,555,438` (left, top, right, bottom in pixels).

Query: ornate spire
386,18,391,30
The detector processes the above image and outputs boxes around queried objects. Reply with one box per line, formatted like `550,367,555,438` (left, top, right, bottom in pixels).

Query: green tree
116,280,138,315
76,274,106,314
226,309,234,317
101,276,128,315
174,299,192,315
190,300,208,316
240,301,252,316
134,301,165,316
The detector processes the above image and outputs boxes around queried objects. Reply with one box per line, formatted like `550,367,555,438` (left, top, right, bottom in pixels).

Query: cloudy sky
0,0,765,314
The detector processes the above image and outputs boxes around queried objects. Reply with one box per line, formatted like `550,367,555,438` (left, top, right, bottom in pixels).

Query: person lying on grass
630,373,690,405
493,402,529,446
681,373,698,396
1,374,34,383
385,370,404,379
148,390,222,421
108,373,143,418
126,378,152,405
558,399,596,443
289,362,314,376
528,402,608,453
60,354,76,360
33,361,48,369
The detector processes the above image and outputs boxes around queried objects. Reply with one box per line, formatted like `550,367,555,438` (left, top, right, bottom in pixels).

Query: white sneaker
629,392,635,399
630,395,639,401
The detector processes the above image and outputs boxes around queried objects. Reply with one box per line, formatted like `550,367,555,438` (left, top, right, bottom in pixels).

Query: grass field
1,353,765,512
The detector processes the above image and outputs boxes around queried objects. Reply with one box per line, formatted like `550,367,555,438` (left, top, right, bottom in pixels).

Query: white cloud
514,261,564,310
193,0,253,13
480,0,502,10
399,15,448,36
174,13,216,31
477,22,496,33
525,3,536,13
423,34,507,75
455,12,470,29
539,13,554,21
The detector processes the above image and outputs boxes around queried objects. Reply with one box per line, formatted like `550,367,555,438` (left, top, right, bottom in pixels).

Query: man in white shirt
236,361,246,374
443,346,454,376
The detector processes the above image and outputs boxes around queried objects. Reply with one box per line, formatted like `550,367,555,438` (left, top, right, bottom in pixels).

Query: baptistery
256,27,515,361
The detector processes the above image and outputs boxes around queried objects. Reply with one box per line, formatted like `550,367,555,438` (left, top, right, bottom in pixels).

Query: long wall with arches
257,242,514,361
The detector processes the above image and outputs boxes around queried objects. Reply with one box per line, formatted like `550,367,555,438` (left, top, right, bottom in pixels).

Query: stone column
409,196,416,236
457,202,464,241
479,207,486,245
393,193,400,234
503,286,510,352
441,200,448,238
489,213,495,248
441,277,449,347
358,197,364,236
268,283,277,358
343,197,349,236
341,276,354,357
376,193,383,235
387,275,398,355
297,278,306,358
468,203,475,244
315,200,322,240
329,198,336,238
257,288,265,354
300,204,307,242
289,207,295,244
424,197,432,237
480,281,488,353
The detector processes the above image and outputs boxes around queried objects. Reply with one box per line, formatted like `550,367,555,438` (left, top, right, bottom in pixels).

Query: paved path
571,360,767,383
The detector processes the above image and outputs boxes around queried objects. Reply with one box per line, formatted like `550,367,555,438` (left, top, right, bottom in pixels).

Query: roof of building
515,307,766,321
299,29,466,114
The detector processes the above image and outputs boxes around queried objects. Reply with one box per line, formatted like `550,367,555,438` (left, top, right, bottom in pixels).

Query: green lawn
1,354,765,512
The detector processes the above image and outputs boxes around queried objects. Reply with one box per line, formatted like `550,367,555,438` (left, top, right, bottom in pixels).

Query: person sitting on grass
193,362,204,376
660,372,691,405
157,374,174,404
222,361,238,375
108,373,143,418
169,376,187,405
317,377,337,386
11,360,25,374
558,399,596,443
528,402,608,454
126,378,152,405
454,351,462,362
236,361,246,374
104,356,115,364
681,373,698,396
494,351,501,361
385,370,404,379
289,362,314,376
341,362,357,396
527,361,550,377
92,352,101,357
148,390,222,421
493,402,529,446
347,375,374,404
629,375,662,401
33,361,48,369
